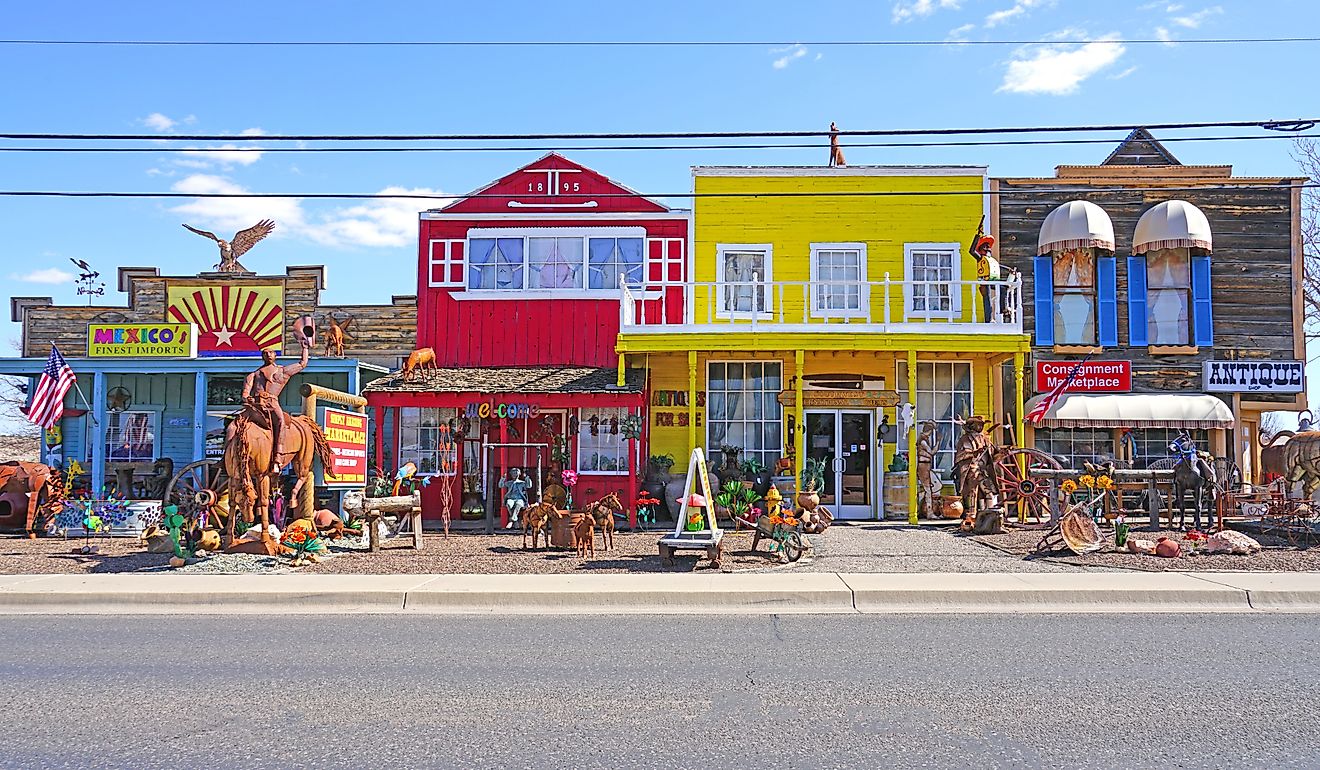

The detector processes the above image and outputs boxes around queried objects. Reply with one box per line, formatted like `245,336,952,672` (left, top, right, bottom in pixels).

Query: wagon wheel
164,459,224,527
1212,458,1241,497
993,448,1063,526
782,531,805,563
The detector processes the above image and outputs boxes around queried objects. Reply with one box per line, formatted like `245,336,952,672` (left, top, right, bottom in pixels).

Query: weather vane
70,258,105,305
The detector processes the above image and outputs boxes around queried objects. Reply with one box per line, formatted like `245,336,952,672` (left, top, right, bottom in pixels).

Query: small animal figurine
828,121,847,167
323,314,353,357
401,347,438,381
585,492,622,552
522,501,556,551
574,513,596,559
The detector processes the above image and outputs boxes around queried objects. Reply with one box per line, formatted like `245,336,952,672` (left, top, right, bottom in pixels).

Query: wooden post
794,350,806,496
91,371,106,496
906,349,918,525
192,371,207,462
1013,352,1025,451
617,352,627,388
373,406,385,474
687,351,698,457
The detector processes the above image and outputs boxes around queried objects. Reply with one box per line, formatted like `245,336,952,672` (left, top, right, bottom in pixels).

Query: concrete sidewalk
3,572,1320,614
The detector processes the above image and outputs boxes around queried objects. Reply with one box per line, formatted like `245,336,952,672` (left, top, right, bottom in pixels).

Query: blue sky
0,1,1315,361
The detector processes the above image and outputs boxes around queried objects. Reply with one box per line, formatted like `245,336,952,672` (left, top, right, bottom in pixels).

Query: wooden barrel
549,511,584,548
882,472,909,520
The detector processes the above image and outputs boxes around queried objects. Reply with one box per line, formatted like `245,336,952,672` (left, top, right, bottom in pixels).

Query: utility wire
0,184,1312,201
0,132,1315,154
2,119,1315,142
1,36,1317,47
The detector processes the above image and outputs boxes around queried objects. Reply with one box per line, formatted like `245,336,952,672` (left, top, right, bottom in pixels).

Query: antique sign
321,408,368,488
1035,360,1131,393
166,283,285,357
87,323,198,358
1203,360,1304,394
777,389,901,409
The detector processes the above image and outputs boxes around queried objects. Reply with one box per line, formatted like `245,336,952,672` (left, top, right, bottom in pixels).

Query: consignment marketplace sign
1035,360,1132,393
321,408,368,487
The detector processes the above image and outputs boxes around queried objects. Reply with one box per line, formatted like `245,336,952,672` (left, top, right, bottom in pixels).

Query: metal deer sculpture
182,219,275,273
1168,431,1218,530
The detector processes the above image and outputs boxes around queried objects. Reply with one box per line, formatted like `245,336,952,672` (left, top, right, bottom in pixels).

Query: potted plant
798,456,829,511
713,479,761,528
717,445,745,486
740,457,773,498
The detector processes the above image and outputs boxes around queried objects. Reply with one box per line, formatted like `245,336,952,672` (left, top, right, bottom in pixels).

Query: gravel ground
973,526,1320,572
4,522,1104,574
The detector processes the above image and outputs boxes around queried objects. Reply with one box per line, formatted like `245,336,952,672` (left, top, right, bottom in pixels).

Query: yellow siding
692,173,987,325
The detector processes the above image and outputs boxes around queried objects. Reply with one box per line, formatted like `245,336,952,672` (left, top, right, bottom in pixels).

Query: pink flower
561,470,578,488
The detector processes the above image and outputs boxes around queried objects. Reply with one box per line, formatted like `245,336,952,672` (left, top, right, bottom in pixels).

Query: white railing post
883,272,891,326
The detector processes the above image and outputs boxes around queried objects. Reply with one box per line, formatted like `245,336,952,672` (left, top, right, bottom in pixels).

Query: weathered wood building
993,129,1306,480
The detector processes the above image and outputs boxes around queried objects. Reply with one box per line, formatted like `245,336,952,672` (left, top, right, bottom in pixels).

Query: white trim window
103,410,158,463
904,243,962,319
715,244,773,319
465,227,645,294
577,407,632,474
399,407,460,476
810,243,867,319
428,239,465,287
706,360,784,469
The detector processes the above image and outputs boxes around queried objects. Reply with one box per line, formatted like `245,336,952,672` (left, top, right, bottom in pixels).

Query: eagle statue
182,219,275,273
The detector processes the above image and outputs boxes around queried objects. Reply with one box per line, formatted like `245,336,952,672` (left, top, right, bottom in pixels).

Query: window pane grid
578,408,632,473
707,361,783,469
400,407,460,475
898,361,973,475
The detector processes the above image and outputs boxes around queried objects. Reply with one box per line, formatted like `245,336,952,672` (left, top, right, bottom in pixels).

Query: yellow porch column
907,349,918,525
687,351,698,456
617,352,626,388
1013,352,1025,449
794,350,805,493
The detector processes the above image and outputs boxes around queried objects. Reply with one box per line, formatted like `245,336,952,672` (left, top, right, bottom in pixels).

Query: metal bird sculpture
182,219,275,273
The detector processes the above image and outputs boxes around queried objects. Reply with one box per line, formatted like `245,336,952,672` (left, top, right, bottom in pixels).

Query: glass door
837,411,874,520
804,411,838,508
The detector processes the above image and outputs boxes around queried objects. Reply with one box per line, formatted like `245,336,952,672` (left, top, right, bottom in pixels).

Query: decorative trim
1149,345,1200,356
1133,238,1213,254
1053,345,1103,355
507,200,599,209
1038,238,1116,255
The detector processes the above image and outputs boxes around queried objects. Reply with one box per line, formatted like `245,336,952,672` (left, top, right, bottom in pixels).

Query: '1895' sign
1203,360,1304,393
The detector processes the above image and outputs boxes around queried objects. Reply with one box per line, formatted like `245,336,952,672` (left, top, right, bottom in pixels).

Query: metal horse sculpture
1167,431,1218,530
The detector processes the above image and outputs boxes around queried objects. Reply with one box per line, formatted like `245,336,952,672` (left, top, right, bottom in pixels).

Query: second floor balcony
619,275,1024,336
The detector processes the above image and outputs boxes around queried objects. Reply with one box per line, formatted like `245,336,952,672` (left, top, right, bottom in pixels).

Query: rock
168,556,186,568
1155,538,1182,558
1205,530,1262,555
1127,539,1157,555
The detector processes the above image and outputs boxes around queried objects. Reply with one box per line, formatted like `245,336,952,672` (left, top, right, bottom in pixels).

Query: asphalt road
2,614,1317,769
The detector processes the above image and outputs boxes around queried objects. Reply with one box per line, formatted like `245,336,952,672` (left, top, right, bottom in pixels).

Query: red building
364,154,689,528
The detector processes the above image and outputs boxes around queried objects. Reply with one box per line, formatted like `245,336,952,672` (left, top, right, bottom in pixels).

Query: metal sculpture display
583,491,624,551
0,461,53,534
223,337,334,551
182,219,276,273
952,416,999,532
915,420,940,519
993,447,1063,526
1167,431,1218,530
322,313,354,358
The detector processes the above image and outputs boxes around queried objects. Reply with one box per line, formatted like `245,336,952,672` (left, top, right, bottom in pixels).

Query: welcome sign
87,323,197,358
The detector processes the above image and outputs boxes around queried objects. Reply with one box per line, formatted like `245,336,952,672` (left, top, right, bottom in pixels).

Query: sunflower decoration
1061,479,1079,495
1096,475,1115,491
1079,474,1097,489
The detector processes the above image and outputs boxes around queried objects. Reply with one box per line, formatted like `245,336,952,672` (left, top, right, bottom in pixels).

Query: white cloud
892,0,961,23
771,43,809,69
947,22,976,41
178,145,265,167
142,113,177,132
985,0,1050,28
1109,65,1139,79
169,175,447,250
1155,26,1177,46
1171,5,1222,28
998,31,1127,95
10,268,74,284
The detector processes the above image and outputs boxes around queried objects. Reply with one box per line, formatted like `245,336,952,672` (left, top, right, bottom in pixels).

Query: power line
0,183,1311,201
2,119,1315,142
0,132,1314,155
1,36,1317,47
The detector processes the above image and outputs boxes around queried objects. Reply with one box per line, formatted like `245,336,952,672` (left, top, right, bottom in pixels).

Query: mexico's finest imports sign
1203,360,1304,394
88,323,197,358
1035,360,1131,393
321,408,368,487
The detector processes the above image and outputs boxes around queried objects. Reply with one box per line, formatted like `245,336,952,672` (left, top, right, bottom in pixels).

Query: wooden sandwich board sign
658,447,724,567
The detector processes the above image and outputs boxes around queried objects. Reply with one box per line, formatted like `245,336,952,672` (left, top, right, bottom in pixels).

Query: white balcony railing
619,275,1023,334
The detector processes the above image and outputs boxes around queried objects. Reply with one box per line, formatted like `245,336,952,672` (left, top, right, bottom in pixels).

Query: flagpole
71,378,98,427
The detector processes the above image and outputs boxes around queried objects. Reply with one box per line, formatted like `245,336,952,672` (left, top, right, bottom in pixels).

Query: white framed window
706,360,784,469
904,243,962,319
810,243,867,319
428,239,465,287
716,244,773,319
577,407,632,474
399,407,460,476
465,227,645,293
647,238,685,284
897,360,973,475
1146,247,1191,346
1053,247,1098,345
103,410,158,463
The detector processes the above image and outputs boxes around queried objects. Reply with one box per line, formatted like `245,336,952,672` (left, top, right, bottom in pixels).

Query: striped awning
1026,393,1235,429
1133,200,1213,254
1038,200,1116,255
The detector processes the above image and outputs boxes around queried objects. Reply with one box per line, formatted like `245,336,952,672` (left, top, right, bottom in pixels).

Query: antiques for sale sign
1203,360,1304,393
1034,360,1132,393
87,323,197,358
321,408,368,487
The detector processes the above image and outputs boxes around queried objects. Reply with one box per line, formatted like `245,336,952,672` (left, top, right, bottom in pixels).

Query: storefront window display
399,407,461,475
1034,427,1113,469
707,361,783,469
103,410,158,462
1130,428,1207,469
898,360,973,475
577,407,631,473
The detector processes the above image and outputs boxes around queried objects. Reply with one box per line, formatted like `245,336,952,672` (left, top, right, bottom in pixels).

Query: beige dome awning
1133,199,1213,254
1037,200,1116,255
1026,393,1235,429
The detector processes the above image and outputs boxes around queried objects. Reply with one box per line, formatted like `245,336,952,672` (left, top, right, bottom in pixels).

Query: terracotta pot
797,491,820,511
941,496,964,519
1155,537,1181,558
550,511,584,549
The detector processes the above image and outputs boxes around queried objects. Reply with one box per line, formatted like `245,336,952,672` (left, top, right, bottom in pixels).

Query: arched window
1034,201,1117,347
1130,200,1214,348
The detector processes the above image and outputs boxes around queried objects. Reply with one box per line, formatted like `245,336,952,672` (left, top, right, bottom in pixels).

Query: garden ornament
182,219,275,273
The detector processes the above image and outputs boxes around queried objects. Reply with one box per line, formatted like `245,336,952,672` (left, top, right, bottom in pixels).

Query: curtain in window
1147,247,1191,345
1052,247,1097,345
528,237,581,289
586,238,643,290
721,251,766,314
468,238,524,290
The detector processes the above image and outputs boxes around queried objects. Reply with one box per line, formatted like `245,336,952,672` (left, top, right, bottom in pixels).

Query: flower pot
550,511,584,548
797,491,820,511
941,496,964,519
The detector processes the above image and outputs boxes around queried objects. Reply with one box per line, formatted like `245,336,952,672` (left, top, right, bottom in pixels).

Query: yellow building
616,166,1031,521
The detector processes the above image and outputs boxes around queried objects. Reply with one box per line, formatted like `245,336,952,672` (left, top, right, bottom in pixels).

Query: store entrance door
804,410,876,520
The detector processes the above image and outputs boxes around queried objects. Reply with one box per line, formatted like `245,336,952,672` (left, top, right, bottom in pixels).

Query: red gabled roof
435,153,670,215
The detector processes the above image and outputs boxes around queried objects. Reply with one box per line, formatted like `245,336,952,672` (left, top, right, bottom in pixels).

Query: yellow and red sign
166,283,284,357
321,408,368,488
87,323,197,358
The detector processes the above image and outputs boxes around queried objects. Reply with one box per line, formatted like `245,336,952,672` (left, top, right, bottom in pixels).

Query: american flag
1026,354,1091,425
26,346,76,431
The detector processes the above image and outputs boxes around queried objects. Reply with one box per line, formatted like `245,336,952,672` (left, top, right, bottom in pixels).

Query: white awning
1133,199,1213,254
1037,200,1116,255
1026,393,1235,429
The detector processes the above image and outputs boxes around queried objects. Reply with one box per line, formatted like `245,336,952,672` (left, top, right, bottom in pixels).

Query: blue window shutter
1127,256,1148,347
1191,254,1214,347
1033,255,1054,346
1097,255,1118,348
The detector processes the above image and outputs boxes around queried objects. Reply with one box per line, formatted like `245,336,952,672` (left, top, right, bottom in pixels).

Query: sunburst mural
166,283,285,357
